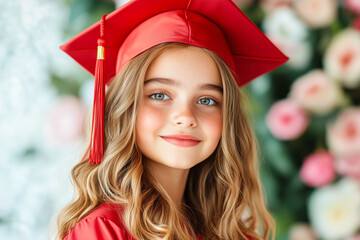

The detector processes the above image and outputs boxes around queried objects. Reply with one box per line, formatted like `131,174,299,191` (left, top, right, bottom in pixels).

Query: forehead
145,45,222,87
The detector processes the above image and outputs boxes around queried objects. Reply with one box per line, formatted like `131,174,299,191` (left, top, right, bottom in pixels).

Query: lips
160,134,201,147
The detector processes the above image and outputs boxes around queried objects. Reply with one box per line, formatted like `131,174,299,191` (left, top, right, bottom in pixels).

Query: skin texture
135,46,223,207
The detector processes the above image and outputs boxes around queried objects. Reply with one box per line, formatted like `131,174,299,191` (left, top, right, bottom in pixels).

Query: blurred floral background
1,0,359,239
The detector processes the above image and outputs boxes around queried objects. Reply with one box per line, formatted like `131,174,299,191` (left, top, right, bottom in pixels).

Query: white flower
115,0,131,8
324,29,360,88
308,178,360,240
263,7,309,42
289,69,345,115
292,0,337,29
263,7,311,69
289,223,317,240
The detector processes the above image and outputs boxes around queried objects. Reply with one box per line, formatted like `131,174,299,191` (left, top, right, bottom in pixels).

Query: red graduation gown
63,202,201,240
64,202,253,240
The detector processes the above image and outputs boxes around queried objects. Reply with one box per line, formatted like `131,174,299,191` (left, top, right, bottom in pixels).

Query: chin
156,156,204,170
169,162,199,170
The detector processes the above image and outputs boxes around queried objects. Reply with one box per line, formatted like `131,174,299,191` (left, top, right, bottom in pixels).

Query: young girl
56,0,288,239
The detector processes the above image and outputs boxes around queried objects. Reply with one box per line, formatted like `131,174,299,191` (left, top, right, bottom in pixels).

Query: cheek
201,110,223,142
136,104,166,138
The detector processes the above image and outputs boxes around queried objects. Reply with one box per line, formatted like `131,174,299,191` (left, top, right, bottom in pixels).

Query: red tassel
88,15,107,165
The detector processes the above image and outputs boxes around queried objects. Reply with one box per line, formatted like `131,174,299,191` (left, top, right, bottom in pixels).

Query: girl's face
135,46,223,170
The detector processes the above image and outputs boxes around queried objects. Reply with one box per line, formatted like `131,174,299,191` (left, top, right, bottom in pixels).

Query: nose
171,102,198,128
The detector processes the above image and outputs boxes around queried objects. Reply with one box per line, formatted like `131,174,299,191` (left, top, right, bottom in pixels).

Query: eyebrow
144,78,223,94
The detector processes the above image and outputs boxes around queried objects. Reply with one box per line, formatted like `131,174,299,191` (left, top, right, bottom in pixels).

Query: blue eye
198,98,217,106
150,93,170,100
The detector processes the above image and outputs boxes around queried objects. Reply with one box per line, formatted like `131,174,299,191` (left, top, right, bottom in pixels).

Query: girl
56,0,288,239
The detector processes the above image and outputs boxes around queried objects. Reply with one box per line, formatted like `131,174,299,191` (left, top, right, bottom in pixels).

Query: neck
144,158,190,210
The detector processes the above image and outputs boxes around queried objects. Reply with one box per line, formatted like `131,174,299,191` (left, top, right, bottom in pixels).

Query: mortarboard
60,0,288,164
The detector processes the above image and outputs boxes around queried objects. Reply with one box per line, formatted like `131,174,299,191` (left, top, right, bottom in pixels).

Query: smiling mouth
160,135,201,147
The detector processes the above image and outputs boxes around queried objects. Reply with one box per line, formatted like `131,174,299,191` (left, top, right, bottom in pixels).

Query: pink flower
300,150,336,187
266,99,309,140
353,17,360,31
348,235,360,240
260,0,291,13
44,96,88,146
327,108,360,157
293,0,337,28
336,155,360,180
324,29,360,88
289,69,344,115
289,223,317,240
345,0,360,15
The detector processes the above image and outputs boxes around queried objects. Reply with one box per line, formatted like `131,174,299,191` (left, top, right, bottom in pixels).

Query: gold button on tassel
97,46,105,60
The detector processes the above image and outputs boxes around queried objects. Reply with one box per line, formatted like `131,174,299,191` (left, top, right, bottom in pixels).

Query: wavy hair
55,43,275,240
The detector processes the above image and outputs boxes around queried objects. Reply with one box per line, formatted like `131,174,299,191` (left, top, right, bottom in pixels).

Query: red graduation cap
60,0,288,164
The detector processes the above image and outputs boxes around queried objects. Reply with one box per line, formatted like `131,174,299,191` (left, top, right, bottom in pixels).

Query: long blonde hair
56,43,275,240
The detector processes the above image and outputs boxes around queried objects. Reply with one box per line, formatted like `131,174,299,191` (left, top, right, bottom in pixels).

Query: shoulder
245,234,255,240
85,202,124,224
64,202,133,240
197,234,253,240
